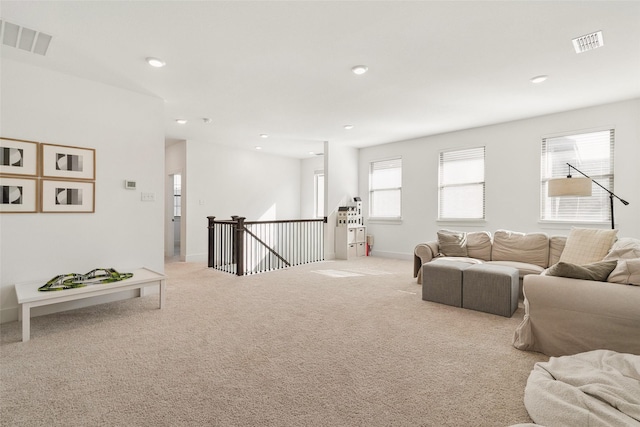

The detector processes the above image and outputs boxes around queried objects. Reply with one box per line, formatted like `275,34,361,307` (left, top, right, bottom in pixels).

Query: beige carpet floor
1,257,547,426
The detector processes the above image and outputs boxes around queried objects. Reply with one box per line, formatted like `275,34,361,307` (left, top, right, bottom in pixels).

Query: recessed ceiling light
175,119,187,124
351,65,368,75
530,75,548,84
146,57,166,68
255,146,262,150
344,124,354,130
260,134,269,138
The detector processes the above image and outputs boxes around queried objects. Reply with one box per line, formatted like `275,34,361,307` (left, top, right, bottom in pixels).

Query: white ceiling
2,1,639,159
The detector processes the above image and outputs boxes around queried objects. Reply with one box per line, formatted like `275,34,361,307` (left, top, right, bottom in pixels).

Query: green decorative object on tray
38,268,134,292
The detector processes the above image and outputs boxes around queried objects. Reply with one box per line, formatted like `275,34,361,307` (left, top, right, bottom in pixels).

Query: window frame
540,128,615,225
173,174,181,217
368,157,402,220
438,146,486,221
314,170,324,219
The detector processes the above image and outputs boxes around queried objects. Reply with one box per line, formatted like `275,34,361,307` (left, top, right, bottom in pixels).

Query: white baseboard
370,250,413,261
0,307,18,324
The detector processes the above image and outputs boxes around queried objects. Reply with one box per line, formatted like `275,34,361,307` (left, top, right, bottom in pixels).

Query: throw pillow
603,237,640,261
546,260,618,282
607,258,640,286
437,229,468,257
559,228,618,265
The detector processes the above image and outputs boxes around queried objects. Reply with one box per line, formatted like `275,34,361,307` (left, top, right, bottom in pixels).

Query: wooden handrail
208,216,324,275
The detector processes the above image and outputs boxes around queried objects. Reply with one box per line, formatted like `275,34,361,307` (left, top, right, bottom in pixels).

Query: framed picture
0,176,38,213
0,138,39,176
41,143,95,180
41,179,95,213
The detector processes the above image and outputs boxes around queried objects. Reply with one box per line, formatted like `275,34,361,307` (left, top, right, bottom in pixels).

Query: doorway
172,174,181,257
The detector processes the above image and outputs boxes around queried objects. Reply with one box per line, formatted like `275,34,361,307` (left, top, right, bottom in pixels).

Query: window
173,174,181,217
369,158,402,218
438,147,485,220
314,171,324,218
541,129,614,223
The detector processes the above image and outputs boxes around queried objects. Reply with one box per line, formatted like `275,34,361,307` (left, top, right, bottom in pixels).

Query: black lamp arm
566,163,629,206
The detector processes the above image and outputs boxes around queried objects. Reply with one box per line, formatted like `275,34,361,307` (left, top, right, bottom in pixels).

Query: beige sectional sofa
414,229,567,297
415,228,640,356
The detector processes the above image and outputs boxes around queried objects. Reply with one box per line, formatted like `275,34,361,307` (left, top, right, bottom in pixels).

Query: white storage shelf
335,226,366,259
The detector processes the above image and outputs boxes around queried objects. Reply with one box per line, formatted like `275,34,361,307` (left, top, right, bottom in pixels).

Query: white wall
183,141,302,262
325,141,359,259
300,155,324,219
0,60,165,322
359,98,640,259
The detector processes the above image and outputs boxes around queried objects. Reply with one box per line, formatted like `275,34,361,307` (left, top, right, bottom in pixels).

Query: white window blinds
369,158,402,218
439,147,485,220
541,129,614,222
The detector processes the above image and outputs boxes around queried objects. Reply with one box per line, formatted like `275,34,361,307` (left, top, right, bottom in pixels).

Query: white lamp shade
548,177,592,197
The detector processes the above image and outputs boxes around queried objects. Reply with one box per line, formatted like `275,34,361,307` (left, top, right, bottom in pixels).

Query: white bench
15,267,166,342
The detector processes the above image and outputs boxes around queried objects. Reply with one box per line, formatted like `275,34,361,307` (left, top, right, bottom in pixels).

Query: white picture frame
41,143,95,180
0,138,39,176
41,179,95,213
0,176,38,213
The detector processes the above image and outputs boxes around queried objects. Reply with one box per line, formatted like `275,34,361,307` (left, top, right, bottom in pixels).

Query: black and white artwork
1,148,23,167
0,138,38,176
56,153,84,172
1,185,23,204
1,140,95,213
42,143,95,180
42,180,94,213
55,187,83,205
0,177,37,213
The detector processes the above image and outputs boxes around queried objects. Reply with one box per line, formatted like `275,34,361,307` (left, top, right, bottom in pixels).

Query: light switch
141,192,155,202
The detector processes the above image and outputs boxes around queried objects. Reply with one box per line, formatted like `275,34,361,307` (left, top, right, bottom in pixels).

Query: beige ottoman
462,264,519,317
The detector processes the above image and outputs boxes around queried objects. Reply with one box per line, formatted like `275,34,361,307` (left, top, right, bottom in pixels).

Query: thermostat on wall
124,180,137,190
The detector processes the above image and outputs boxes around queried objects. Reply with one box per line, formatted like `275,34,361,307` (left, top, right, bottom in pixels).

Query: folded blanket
524,350,640,426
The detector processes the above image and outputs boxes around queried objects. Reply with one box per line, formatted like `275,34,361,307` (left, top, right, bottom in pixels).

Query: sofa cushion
437,229,468,257
435,256,484,265
546,260,618,282
548,236,567,267
486,261,545,278
466,231,492,261
603,237,640,261
607,258,640,286
602,238,640,286
491,230,549,268
559,228,618,265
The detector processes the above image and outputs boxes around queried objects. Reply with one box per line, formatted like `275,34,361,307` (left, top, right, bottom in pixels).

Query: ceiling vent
0,19,52,56
572,30,603,54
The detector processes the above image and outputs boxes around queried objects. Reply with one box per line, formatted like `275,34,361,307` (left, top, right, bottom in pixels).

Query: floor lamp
548,162,629,229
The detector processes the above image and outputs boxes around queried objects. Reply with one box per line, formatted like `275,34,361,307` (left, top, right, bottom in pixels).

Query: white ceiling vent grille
572,30,603,54
0,19,52,56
